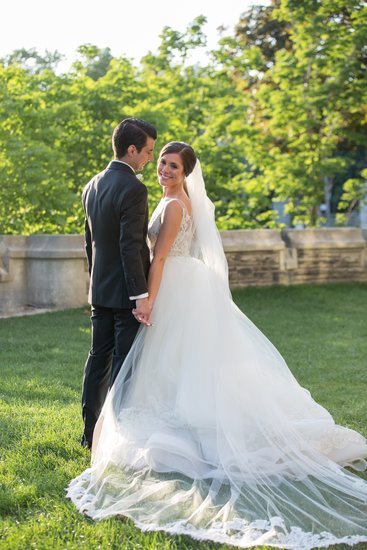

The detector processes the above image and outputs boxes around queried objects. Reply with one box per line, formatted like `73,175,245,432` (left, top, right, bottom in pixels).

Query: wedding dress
67,162,367,549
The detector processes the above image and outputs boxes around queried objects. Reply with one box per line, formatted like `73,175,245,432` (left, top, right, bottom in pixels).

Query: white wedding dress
68,167,367,549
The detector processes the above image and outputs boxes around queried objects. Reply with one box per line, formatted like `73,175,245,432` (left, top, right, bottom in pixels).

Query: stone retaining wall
282,228,367,285
0,229,366,316
0,235,89,316
221,229,288,287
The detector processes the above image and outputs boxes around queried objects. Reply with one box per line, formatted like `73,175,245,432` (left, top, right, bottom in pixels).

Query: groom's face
133,137,155,172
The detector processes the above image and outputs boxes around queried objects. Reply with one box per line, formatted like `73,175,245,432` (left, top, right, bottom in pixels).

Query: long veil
186,159,229,290
68,160,367,549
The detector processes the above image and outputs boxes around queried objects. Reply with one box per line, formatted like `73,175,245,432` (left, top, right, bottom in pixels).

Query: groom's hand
133,298,152,326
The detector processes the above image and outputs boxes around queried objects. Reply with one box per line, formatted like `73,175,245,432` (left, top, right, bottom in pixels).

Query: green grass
0,283,367,550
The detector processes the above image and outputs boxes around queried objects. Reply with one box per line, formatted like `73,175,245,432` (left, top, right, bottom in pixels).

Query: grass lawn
0,282,366,550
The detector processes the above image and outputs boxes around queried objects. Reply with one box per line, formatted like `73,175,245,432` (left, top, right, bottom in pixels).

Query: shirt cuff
129,292,149,300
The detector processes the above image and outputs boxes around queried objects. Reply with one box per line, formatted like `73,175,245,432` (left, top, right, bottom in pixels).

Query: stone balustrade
0,229,366,316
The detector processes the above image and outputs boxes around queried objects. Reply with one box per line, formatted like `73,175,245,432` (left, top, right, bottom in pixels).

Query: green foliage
336,169,367,225
0,47,64,74
72,44,114,80
0,284,366,548
0,3,366,234
225,0,367,227
0,66,76,233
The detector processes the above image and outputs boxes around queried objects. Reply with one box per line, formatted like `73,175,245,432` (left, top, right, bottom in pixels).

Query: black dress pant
81,305,139,447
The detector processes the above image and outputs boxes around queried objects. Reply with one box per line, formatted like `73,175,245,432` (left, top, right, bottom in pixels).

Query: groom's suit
81,160,150,448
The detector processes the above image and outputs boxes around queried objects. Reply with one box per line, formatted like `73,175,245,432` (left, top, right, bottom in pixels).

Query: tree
235,0,291,69
215,0,367,227
0,47,145,234
0,5,366,234
0,48,63,74
72,45,114,80
0,65,75,233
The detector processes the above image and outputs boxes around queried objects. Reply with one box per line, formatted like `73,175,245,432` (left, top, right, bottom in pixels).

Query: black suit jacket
82,161,150,309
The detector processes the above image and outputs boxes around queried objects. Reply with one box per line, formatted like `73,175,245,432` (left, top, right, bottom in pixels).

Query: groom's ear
127,144,137,156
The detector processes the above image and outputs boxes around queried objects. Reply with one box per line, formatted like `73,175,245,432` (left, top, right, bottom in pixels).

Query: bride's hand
133,298,153,326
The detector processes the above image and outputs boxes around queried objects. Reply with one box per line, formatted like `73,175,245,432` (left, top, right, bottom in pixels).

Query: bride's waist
150,254,202,266
167,252,191,258
152,254,198,263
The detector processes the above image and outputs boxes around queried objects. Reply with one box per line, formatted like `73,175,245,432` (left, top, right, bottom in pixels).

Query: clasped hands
133,297,153,326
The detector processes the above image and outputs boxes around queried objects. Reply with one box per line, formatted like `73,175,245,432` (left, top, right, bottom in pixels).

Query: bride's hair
158,142,197,177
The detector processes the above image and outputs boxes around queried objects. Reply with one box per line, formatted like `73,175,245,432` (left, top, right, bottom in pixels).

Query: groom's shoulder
83,167,110,190
83,166,146,197
106,166,146,193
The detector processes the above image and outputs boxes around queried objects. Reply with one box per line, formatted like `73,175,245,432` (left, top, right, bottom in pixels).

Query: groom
81,117,157,449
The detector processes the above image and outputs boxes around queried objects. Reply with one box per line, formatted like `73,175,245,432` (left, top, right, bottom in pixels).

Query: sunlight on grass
0,284,366,549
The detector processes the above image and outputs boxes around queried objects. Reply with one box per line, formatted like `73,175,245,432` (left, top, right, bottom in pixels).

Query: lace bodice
148,198,193,258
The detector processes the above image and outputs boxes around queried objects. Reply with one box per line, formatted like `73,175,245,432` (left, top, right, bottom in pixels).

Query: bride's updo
158,142,197,177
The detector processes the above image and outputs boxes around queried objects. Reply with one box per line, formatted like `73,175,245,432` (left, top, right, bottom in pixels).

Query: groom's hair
112,118,157,158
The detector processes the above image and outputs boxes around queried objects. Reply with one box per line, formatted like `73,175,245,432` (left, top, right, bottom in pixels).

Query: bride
68,142,367,549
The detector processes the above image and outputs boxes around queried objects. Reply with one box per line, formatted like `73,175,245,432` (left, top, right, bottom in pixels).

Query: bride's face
157,153,185,189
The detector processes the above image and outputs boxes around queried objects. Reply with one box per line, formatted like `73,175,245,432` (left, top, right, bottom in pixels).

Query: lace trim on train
67,472,367,550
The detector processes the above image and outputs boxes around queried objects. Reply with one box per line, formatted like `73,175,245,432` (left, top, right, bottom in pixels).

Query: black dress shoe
80,434,92,450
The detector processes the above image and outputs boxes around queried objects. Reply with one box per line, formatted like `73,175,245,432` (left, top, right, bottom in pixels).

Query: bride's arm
147,201,182,307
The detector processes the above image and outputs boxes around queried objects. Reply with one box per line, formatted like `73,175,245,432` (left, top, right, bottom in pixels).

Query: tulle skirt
67,256,367,549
